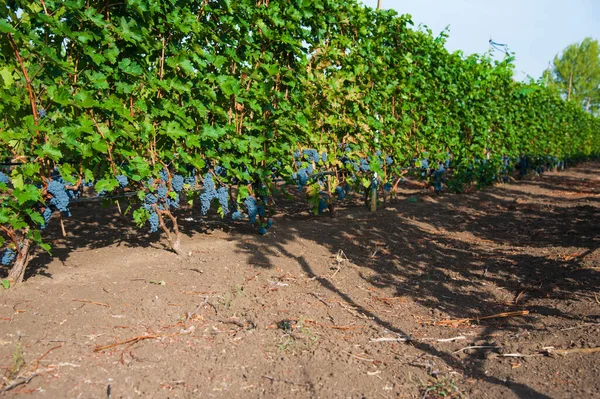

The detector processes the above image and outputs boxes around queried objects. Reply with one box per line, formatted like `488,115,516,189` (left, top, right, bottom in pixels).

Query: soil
1,163,599,399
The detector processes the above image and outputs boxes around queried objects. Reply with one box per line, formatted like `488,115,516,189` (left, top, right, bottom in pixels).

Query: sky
360,0,600,81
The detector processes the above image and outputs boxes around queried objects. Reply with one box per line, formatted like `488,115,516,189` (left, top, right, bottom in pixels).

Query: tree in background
549,38,600,114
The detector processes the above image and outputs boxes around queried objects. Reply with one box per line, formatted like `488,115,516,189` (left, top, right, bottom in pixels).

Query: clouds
361,0,600,80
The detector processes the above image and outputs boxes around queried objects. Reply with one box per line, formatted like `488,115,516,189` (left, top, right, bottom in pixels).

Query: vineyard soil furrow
0,163,598,398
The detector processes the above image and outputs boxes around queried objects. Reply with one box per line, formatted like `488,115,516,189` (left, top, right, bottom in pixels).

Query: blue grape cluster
518,155,528,176
142,193,159,232
302,149,321,163
184,173,196,187
148,211,159,232
159,168,169,182
47,180,71,216
318,198,328,214
215,187,229,214
41,206,53,228
198,173,229,215
200,173,216,215
335,186,346,199
433,163,445,193
215,166,226,177
171,175,184,192
0,172,9,185
244,196,258,224
236,196,272,235
141,169,191,232
359,159,370,172
38,108,47,118
157,185,168,199
1,248,16,266
116,175,128,188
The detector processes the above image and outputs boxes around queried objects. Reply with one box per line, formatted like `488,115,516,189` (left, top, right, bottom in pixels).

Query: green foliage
0,0,599,279
550,37,600,113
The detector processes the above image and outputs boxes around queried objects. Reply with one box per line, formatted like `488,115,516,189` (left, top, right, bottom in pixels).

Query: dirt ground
1,163,599,399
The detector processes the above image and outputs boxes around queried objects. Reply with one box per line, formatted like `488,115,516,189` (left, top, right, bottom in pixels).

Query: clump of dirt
1,163,599,398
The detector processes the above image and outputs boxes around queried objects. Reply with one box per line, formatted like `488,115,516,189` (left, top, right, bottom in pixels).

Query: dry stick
370,337,410,343
94,333,177,352
156,207,182,255
436,310,529,326
31,345,63,371
500,353,543,358
7,34,40,132
72,299,110,307
514,289,527,304
0,373,40,393
342,350,376,362
453,346,501,354
434,336,467,343
59,214,67,237
548,347,600,356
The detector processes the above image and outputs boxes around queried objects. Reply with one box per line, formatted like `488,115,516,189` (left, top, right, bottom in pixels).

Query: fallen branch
323,324,362,331
436,310,529,326
547,347,600,356
370,336,411,343
32,345,63,370
94,333,177,352
342,351,376,362
0,373,40,393
435,336,467,343
453,345,500,354
72,299,110,307
500,353,543,358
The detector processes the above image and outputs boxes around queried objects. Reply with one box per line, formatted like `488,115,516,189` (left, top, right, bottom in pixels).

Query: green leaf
0,68,15,88
0,19,15,34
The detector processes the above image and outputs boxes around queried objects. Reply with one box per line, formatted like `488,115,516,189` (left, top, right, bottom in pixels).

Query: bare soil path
1,163,599,398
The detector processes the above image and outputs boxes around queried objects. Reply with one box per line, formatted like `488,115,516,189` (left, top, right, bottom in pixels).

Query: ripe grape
116,175,128,188
47,180,71,215
244,196,258,224
215,187,229,214
148,211,159,233
171,175,184,192
157,185,168,199
159,168,169,182
1,248,16,266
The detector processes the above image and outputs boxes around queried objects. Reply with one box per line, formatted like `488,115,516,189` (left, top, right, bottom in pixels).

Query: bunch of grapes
0,172,9,185
200,173,217,215
116,175,128,188
142,193,159,232
171,175,184,192
1,248,16,266
184,172,196,187
244,196,258,224
432,163,445,193
302,149,321,163
41,207,53,229
47,180,71,216
359,158,370,172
